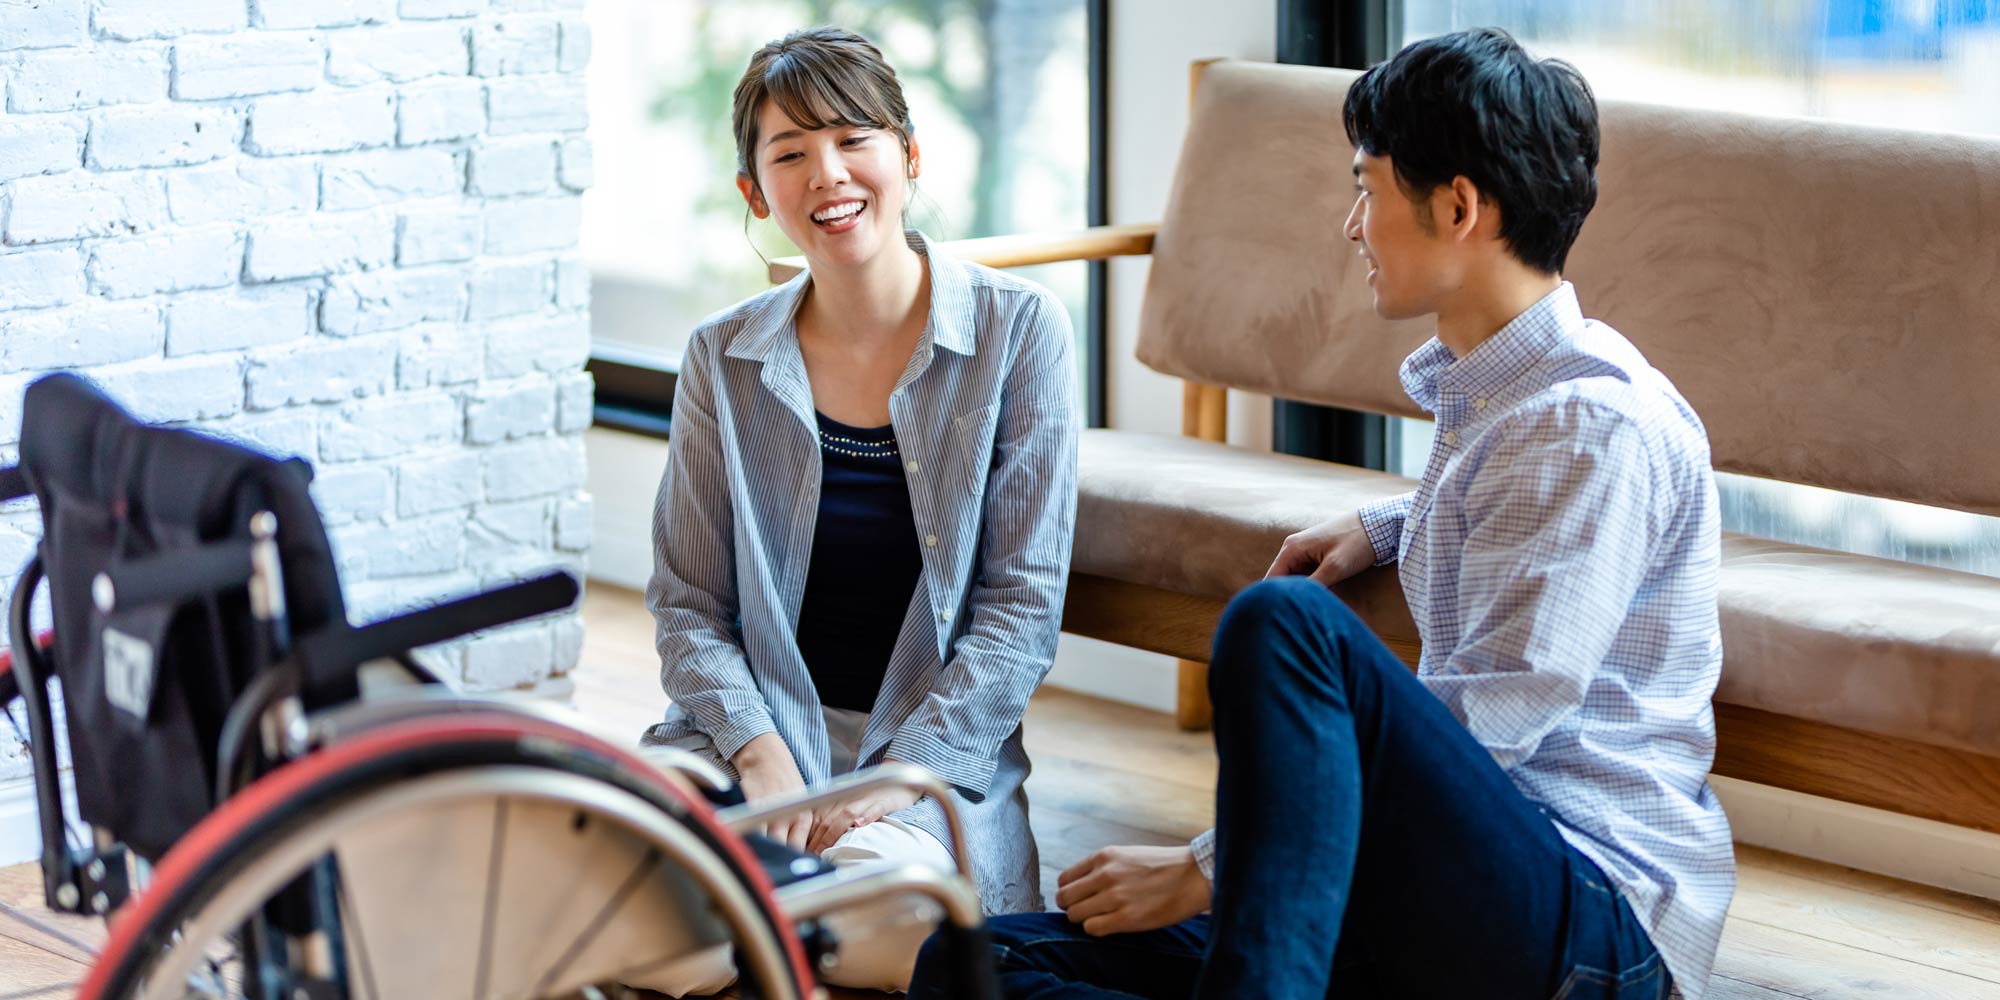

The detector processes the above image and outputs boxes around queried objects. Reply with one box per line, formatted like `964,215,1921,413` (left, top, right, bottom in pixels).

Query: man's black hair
1343,28,1599,274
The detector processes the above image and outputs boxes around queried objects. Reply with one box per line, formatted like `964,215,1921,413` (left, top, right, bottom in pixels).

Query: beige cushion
1138,60,2000,517
1076,430,2000,757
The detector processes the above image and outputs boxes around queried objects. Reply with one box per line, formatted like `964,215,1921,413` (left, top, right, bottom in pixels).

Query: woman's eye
775,152,801,163
842,135,869,147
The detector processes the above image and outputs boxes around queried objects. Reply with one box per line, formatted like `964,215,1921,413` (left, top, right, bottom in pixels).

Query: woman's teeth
813,202,865,225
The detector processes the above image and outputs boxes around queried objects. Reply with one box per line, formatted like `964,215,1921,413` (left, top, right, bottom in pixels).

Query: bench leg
1176,659,1213,731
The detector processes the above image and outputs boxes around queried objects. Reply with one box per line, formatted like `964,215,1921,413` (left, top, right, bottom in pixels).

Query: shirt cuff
680,690,781,763
886,725,1001,802
1355,493,1412,566
1190,828,1217,882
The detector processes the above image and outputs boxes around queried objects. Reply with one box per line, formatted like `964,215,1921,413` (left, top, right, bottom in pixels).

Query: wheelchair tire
78,710,817,1000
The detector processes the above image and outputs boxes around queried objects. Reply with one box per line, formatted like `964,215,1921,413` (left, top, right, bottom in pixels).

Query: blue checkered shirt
1190,283,1735,999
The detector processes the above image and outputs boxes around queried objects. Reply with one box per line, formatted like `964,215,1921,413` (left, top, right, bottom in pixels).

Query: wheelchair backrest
14,373,350,859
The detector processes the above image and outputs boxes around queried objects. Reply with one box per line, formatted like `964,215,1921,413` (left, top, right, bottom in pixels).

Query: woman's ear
906,136,922,180
737,173,770,219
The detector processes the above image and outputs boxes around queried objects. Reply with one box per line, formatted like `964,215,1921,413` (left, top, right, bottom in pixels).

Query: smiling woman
636,24,1082,997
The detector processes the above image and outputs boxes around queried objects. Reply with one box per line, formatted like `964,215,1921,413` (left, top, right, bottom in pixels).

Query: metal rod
715,763,975,882
772,860,984,930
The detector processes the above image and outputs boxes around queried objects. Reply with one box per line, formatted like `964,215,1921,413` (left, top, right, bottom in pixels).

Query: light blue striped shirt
643,231,1079,913
1193,283,1734,998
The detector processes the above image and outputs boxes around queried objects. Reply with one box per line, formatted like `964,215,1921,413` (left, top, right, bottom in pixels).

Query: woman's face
739,99,918,272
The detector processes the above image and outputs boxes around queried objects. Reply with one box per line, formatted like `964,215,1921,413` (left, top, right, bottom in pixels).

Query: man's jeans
911,577,1668,999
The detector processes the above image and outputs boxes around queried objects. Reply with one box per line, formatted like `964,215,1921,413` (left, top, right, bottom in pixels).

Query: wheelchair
0,373,997,1000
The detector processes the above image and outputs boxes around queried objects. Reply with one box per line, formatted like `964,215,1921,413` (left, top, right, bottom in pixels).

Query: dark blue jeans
912,578,1667,999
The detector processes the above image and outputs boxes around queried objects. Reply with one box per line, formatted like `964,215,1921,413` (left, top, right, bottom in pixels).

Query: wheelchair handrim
78,711,817,1000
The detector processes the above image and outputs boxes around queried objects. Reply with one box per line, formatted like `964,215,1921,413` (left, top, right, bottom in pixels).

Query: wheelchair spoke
528,847,664,998
472,798,509,1000
333,869,379,1000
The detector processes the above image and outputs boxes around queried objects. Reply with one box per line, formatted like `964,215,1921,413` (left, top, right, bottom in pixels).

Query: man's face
1344,150,1453,320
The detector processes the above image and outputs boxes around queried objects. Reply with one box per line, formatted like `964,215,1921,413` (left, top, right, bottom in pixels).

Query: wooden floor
5,584,1999,998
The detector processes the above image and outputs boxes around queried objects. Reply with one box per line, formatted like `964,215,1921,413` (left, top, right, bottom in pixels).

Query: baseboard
0,769,76,869
1712,774,2000,901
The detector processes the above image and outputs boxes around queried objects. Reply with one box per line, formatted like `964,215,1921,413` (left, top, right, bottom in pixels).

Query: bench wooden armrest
766,222,1159,283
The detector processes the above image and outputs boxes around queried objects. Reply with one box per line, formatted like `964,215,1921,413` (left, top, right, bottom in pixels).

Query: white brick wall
0,2,597,740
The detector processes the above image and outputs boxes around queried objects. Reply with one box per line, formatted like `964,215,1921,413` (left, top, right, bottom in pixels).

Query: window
1391,0,2000,578
583,0,1101,432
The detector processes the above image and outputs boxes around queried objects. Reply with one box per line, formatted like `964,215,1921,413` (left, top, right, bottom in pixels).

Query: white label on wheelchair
103,626,156,719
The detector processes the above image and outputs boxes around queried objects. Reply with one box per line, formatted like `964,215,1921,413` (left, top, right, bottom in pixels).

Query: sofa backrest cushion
1138,59,2000,516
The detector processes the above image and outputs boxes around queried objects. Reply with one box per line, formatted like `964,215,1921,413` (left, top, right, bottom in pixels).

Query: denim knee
1210,577,1361,703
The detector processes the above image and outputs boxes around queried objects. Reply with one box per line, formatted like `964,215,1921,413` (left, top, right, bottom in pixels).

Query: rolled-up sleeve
1356,491,1413,566
887,295,1080,799
647,330,777,761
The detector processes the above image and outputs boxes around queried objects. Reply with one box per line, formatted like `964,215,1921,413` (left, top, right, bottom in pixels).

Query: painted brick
397,78,484,144
481,196,579,254
484,78,585,134
94,0,246,39
400,0,485,17
467,138,553,195
164,158,319,225
252,0,395,30
471,16,558,76
395,321,482,388
309,463,393,524
320,148,463,209
245,212,394,281
7,48,167,112
0,373,31,445
87,106,240,170
481,434,583,501
333,513,462,578
0,247,84,309
317,392,457,461
461,621,551,690
2,301,162,369
465,378,553,443
87,354,243,422
554,369,592,433
467,258,548,320
556,15,588,73
327,23,468,84
206,410,318,458
557,136,591,191
0,0,86,50
554,494,590,551
167,284,315,355
247,89,396,155
245,335,397,408
396,449,481,514
490,0,582,10
465,498,548,566
0,118,82,181
396,205,481,264
484,312,585,378
550,614,583,673
86,227,244,297
553,254,587,309
172,33,325,99
319,266,466,335
3,171,169,244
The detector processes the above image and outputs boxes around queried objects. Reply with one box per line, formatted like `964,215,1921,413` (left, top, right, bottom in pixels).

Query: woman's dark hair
1343,27,1599,274
731,27,914,198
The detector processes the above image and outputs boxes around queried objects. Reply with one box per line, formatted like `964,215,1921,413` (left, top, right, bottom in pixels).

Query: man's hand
806,776,924,854
1055,845,1211,937
731,733,812,849
1266,510,1376,587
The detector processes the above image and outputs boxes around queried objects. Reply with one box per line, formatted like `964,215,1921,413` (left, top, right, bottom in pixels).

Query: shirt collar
1399,281,1582,415
723,229,976,363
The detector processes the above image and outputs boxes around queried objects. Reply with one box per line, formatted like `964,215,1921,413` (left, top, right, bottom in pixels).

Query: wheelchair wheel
78,711,816,1000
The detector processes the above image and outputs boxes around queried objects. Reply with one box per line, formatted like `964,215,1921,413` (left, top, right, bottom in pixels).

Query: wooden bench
773,58,2000,842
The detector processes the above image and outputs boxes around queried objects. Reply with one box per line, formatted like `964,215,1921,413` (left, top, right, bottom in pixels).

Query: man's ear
736,173,770,219
1445,175,1484,242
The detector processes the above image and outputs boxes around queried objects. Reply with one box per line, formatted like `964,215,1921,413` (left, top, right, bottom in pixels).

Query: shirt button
907,460,921,473
1473,397,1487,409
1443,431,1459,446
940,609,954,622
924,533,939,547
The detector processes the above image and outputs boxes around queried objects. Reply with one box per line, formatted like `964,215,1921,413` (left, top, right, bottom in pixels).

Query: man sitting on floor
911,27,1736,1000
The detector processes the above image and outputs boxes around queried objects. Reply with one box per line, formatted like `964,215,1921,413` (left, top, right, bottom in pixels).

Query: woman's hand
805,766,925,854
731,733,812,849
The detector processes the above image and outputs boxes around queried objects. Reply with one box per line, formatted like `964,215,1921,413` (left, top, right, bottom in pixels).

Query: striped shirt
643,230,1080,912
1191,283,1735,999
